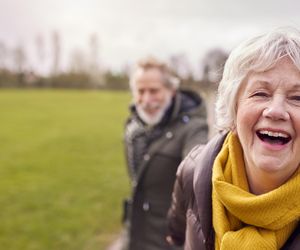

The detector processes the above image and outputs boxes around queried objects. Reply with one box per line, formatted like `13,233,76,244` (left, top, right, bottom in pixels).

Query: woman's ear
231,122,237,135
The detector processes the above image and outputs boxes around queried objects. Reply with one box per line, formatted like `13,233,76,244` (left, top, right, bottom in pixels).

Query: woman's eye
252,92,268,97
289,95,300,107
290,95,300,101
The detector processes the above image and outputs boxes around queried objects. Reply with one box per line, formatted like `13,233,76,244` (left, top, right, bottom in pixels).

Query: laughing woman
167,27,300,249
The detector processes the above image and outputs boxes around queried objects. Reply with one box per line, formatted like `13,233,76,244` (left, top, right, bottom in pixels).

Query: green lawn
0,89,131,250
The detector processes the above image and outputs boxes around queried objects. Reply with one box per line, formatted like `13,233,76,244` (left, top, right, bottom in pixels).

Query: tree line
0,31,228,90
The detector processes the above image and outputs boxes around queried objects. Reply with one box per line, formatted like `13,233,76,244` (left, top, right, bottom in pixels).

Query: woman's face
236,57,300,182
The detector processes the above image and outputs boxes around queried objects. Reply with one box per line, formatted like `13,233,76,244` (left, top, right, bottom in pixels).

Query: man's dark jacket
168,133,300,250
123,89,208,250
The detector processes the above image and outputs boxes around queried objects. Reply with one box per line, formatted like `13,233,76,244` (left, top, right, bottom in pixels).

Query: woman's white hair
129,56,180,92
215,26,300,132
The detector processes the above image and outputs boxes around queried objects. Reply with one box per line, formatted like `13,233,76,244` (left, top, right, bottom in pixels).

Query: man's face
133,68,174,125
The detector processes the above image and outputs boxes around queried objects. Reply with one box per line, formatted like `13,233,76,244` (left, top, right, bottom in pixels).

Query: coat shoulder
176,144,205,188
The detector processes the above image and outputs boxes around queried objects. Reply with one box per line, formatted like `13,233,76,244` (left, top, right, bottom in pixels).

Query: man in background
122,57,208,250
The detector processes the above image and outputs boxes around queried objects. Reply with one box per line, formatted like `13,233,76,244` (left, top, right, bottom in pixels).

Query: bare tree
13,45,27,74
202,48,228,83
89,33,100,73
88,33,104,87
11,45,27,86
168,53,193,80
33,33,47,76
35,34,45,63
69,48,87,73
51,31,61,76
0,41,8,69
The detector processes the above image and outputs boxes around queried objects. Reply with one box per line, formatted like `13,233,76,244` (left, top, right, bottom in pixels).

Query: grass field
0,89,131,250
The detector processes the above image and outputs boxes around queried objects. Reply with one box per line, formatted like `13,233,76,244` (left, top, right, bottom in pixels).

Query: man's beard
136,95,173,126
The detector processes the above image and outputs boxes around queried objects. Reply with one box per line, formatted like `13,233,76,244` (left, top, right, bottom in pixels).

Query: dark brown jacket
124,90,208,250
168,133,300,250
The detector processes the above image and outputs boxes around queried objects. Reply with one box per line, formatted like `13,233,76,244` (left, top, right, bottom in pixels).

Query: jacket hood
169,89,206,123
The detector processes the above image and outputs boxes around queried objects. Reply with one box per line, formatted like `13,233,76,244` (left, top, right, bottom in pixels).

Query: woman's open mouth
256,130,291,145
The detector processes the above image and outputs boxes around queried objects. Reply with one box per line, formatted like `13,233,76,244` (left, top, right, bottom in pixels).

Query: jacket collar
193,132,227,245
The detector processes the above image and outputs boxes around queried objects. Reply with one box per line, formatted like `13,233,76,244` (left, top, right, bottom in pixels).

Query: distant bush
49,72,94,89
0,69,19,87
0,69,130,90
102,71,129,90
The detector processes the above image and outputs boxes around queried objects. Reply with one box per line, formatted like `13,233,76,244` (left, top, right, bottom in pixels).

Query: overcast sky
1,0,300,74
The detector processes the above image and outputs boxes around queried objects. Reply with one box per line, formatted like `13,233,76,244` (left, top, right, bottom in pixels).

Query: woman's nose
262,95,290,121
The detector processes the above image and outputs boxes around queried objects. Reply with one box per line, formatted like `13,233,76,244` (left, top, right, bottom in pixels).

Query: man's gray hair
215,26,300,132
129,57,180,91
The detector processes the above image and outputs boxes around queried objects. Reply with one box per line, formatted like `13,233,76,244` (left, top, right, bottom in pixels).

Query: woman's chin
255,158,286,173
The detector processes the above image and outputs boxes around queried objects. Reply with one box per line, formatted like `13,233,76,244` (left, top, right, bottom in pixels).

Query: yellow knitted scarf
212,132,300,249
